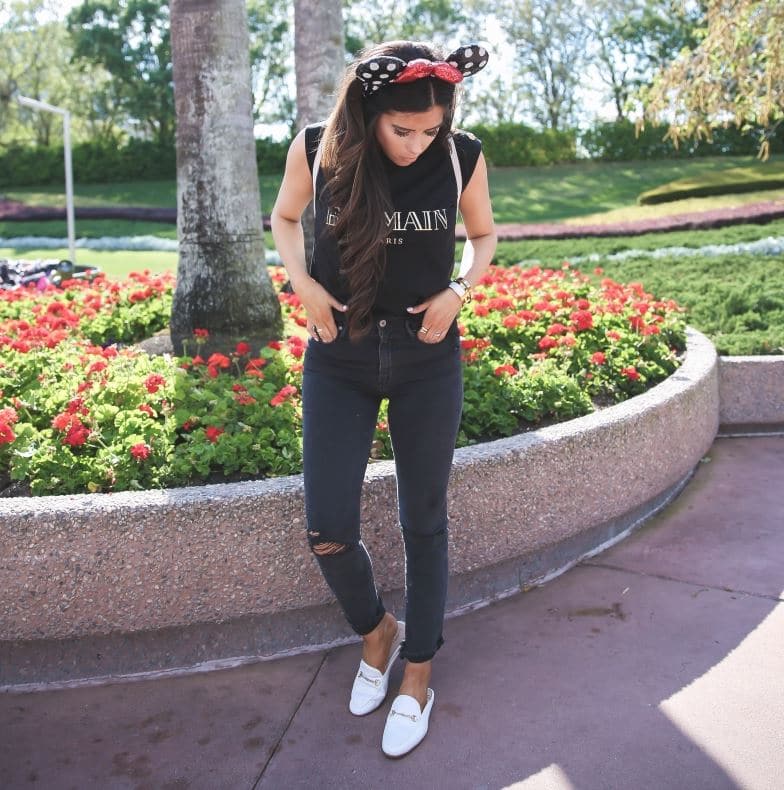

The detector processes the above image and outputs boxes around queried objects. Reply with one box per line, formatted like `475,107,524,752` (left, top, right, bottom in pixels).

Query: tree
293,0,344,273
344,0,470,57
169,0,282,354
247,0,295,132
67,0,174,145
495,0,591,130
640,0,782,157
0,0,119,148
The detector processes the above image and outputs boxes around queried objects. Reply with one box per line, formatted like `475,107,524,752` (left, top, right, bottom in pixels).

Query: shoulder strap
312,135,325,218
448,136,462,214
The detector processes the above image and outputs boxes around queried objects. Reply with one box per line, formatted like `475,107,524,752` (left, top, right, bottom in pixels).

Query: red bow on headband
392,58,464,85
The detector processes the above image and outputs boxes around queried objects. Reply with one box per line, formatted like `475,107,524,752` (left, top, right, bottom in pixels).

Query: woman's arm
406,151,497,342
456,151,497,287
270,129,347,342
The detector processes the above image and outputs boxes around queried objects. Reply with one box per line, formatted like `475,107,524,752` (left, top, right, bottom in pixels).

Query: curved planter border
1,328,719,689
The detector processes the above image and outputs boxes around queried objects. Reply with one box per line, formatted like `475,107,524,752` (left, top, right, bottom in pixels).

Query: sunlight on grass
0,248,177,278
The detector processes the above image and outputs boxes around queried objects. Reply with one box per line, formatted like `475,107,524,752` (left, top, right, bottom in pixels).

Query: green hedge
581,119,784,162
0,137,289,188
464,122,577,167
638,164,784,204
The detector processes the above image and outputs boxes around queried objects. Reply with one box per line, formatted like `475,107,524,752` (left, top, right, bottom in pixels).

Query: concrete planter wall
1,328,719,687
718,355,784,430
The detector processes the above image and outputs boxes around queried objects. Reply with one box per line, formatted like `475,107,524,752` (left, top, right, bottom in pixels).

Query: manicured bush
464,122,577,167
638,164,784,205
0,136,288,188
0,264,686,496
581,119,784,162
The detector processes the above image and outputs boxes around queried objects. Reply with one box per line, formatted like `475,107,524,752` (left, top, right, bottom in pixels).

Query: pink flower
590,352,606,365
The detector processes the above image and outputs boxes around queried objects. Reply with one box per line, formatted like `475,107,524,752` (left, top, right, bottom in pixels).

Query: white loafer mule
349,620,405,716
381,688,434,758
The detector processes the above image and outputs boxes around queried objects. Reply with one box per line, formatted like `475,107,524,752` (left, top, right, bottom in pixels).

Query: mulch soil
2,197,784,241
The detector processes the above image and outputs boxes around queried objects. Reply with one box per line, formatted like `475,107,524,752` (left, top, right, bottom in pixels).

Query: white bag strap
312,134,325,218
448,136,462,216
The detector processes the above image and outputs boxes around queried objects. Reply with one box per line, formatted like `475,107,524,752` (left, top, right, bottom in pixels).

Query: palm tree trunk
293,0,344,272
169,0,283,355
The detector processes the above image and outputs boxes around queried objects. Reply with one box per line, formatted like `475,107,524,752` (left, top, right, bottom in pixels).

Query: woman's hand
406,288,463,343
294,276,348,343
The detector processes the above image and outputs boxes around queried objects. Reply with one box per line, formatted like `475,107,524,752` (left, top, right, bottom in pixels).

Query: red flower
144,374,167,394
628,315,645,332
538,336,559,350
621,366,641,380
546,322,568,336
193,328,209,338
570,310,593,331
270,384,297,407
494,364,518,377
0,423,15,444
0,407,19,425
235,341,251,355
205,426,224,443
234,393,257,406
473,304,489,317
267,340,282,350
502,314,521,329
51,412,73,431
130,442,151,460
87,359,108,375
138,404,155,417
606,330,622,341
590,352,606,365
63,421,89,447
207,353,231,369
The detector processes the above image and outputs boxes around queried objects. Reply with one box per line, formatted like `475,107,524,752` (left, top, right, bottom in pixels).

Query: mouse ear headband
355,44,489,96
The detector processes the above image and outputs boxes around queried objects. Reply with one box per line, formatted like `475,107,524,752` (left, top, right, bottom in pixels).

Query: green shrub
464,122,577,167
0,264,686,495
638,164,784,205
581,119,784,162
0,136,288,188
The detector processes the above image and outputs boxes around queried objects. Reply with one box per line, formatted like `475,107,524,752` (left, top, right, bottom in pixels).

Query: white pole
15,95,77,264
62,111,76,264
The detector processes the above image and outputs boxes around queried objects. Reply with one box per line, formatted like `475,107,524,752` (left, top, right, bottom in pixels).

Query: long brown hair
319,41,459,341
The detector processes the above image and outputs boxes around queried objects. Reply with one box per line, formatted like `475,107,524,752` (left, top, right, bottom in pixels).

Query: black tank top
304,123,482,316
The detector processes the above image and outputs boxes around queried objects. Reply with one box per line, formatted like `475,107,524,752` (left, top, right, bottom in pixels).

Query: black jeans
302,311,463,663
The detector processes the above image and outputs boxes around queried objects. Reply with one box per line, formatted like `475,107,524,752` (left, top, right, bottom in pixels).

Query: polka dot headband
355,44,490,96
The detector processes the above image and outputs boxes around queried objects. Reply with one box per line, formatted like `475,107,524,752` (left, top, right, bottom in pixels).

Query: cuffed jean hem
399,635,444,663
354,607,388,638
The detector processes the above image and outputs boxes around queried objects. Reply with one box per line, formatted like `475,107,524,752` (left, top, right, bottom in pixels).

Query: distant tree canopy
640,0,784,158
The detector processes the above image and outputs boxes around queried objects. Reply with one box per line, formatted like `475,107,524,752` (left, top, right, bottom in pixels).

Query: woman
271,40,496,757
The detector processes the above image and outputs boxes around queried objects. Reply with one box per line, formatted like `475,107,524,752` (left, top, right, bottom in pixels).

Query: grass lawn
0,247,177,276
5,154,782,226
586,253,784,356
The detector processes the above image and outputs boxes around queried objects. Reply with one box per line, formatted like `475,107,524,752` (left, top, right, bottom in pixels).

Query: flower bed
0,265,686,496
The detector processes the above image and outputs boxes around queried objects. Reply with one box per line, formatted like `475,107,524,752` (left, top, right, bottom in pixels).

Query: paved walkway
2,435,783,790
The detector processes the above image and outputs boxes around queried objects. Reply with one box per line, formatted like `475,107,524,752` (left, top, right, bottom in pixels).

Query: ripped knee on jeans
308,530,352,556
